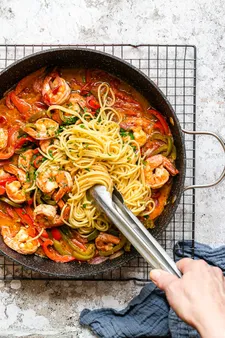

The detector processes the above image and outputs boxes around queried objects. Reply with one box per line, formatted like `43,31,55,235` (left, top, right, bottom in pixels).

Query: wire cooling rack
0,44,196,281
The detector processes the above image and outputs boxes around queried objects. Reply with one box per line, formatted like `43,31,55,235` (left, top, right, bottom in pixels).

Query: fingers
176,258,194,273
150,269,178,291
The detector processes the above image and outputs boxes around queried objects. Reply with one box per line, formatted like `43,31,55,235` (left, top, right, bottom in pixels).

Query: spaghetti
37,82,154,233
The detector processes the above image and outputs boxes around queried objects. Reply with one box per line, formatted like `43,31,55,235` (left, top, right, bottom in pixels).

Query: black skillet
0,48,224,278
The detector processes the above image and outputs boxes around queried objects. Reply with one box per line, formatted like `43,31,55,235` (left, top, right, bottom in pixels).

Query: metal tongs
90,185,182,278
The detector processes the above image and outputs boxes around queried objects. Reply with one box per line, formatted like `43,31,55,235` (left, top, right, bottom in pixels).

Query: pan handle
182,129,225,191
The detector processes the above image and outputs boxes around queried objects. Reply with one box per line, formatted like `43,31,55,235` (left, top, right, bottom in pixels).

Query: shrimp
18,149,36,171
42,72,71,106
4,164,31,203
5,181,26,203
4,163,26,183
36,167,59,194
144,155,178,189
39,138,60,154
149,183,172,220
69,93,91,113
0,128,8,149
53,171,73,202
120,117,152,147
36,168,73,201
95,232,120,251
23,118,59,140
1,226,39,254
34,204,64,228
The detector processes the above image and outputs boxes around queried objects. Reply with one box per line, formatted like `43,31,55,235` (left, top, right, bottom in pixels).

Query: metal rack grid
0,44,196,281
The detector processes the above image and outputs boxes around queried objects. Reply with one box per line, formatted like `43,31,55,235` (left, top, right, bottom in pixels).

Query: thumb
150,269,178,291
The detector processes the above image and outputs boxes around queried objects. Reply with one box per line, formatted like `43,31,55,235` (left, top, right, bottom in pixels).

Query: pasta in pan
0,68,178,263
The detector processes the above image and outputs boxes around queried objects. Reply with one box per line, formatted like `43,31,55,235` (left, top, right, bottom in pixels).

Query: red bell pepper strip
15,208,34,227
5,91,14,110
15,136,34,149
42,239,76,263
0,116,7,127
86,95,100,110
6,206,18,219
51,228,62,241
0,176,17,186
10,91,31,118
33,155,44,169
147,108,171,135
0,126,19,160
71,238,87,251
0,186,5,195
153,121,165,135
0,210,10,219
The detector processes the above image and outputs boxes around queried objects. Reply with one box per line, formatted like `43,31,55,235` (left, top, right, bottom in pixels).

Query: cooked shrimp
149,183,172,220
23,118,59,140
95,232,120,251
0,168,11,180
53,171,73,202
39,138,60,154
18,149,36,171
144,155,178,189
34,204,64,228
120,117,152,147
36,167,72,201
0,128,8,149
36,167,59,194
1,226,39,254
4,163,26,183
42,72,71,106
69,92,91,113
5,181,26,203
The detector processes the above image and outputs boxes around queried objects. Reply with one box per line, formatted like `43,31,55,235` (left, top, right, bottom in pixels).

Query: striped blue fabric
80,241,225,337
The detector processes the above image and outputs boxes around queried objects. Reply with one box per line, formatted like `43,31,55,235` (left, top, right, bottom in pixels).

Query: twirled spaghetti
37,82,154,234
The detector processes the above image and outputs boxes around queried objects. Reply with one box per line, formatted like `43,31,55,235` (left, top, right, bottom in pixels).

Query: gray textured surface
0,0,225,337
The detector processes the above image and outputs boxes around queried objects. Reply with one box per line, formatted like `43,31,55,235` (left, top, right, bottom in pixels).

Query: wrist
196,318,225,338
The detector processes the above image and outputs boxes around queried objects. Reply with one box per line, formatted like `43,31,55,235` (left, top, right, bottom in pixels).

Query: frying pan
0,48,224,278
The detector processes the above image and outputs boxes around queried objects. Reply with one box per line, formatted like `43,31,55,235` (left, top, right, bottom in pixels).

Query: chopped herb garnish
83,204,87,208
128,131,135,140
144,215,149,219
96,108,100,113
120,128,128,137
127,157,131,161
20,154,26,160
80,124,85,129
83,107,88,113
49,150,53,158
131,145,137,152
85,168,90,172
63,116,78,125
84,144,89,148
142,160,147,166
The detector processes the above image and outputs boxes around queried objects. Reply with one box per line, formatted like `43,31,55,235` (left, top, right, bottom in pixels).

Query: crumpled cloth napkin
80,241,225,338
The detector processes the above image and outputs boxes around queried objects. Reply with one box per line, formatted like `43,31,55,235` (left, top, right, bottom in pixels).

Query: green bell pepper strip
53,239,72,256
151,133,168,142
99,236,127,257
150,144,168,156
84,229,99,241
162,136,173,157
170,144,177,160
60,231,95,256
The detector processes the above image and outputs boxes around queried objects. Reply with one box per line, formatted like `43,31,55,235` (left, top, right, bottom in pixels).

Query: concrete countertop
0,0,225,336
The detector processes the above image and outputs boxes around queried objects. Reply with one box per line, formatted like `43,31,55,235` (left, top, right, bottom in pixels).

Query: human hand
150,258,225,338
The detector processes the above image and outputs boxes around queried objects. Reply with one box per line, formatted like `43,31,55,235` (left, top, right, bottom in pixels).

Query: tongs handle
90,185,181,278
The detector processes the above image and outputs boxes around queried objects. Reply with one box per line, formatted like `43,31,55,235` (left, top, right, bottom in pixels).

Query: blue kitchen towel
80,241,225,338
